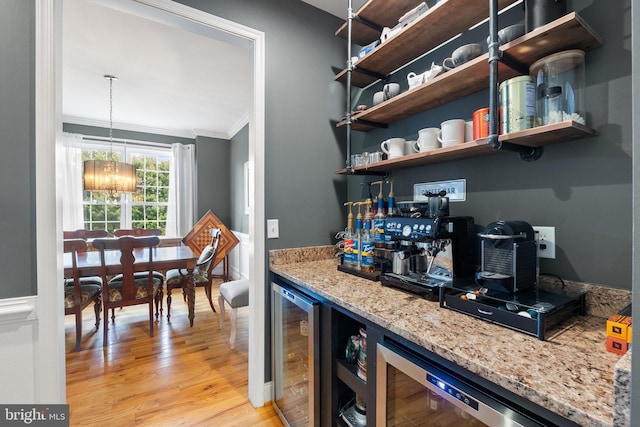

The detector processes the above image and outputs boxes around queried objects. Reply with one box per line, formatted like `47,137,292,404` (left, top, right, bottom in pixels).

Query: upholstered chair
93,236,162,347
64,238,102,351
165,228,221,323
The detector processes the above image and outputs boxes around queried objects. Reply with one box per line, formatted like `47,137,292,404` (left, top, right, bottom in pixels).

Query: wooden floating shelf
339,54,520,131
335,0,518,87
334,121,596,174
335,11,603,90
336,13,603,132
335,0,425,46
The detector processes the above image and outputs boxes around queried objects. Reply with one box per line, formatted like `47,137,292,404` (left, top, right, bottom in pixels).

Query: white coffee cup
381,137,406,159
404,140,417,155
415,128,440,152
464,120,474,142
438,119,466,146
373,91,384,106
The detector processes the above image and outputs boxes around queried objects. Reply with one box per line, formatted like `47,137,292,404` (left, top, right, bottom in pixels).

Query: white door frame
40,0,267,405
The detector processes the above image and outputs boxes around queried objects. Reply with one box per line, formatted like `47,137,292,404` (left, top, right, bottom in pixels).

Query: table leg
185,269,196,327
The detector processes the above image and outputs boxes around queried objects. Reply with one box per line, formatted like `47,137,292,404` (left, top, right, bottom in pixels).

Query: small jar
542,85,563,125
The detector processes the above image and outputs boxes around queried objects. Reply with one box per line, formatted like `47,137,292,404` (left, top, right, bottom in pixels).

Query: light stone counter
269,246,632,427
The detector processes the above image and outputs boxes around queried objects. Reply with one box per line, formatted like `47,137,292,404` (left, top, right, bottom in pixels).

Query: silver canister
499,75,536,133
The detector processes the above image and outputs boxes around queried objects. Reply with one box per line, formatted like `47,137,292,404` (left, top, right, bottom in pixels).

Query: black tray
439,286,585,340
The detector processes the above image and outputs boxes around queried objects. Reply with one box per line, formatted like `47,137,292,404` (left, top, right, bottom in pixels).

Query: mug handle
381,141,389,155
383,85,390,101
413,141,421,153
436,130,444,144
442,57,455,71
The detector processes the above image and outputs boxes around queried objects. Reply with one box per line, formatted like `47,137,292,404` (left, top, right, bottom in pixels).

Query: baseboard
263,381,273,405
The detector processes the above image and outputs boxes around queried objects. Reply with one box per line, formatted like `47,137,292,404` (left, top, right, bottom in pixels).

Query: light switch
267,219,279,239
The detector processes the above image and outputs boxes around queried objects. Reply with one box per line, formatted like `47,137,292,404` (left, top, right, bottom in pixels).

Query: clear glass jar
530,50,586,126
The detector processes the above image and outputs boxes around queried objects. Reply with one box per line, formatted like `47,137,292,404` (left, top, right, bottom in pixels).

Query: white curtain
167,143,196,237
62,132,85,231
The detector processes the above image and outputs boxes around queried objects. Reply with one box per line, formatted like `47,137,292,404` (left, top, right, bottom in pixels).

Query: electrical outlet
533,226,556,259
267,219,279,239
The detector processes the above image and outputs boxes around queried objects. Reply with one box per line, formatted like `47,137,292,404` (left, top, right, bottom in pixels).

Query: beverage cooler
376,339,578,427
271,282,319,426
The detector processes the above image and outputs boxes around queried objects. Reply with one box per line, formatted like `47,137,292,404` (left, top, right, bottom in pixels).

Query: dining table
63,244,201,326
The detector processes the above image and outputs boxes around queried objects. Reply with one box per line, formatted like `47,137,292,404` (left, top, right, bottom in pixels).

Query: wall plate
414,179,466,202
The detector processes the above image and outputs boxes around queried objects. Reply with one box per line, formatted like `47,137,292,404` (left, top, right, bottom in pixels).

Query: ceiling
63,0,364,140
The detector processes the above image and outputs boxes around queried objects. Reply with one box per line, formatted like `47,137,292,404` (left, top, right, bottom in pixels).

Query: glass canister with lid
529,49,586,126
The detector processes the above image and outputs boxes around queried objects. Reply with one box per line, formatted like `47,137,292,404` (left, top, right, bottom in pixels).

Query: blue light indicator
437,380,446,390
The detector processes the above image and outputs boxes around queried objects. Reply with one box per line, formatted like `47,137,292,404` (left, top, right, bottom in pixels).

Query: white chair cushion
219,279,249,308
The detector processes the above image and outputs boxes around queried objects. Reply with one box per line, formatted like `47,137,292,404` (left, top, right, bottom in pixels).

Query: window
82,141,172,235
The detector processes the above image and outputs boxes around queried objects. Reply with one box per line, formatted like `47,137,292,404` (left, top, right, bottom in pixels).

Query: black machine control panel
385,217,449,241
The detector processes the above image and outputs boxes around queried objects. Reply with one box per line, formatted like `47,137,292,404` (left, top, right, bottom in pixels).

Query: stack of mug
379,111,492,159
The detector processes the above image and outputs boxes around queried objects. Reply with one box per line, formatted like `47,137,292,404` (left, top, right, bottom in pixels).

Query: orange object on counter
628,325,633,343
606,336,629,355
607,314,632,341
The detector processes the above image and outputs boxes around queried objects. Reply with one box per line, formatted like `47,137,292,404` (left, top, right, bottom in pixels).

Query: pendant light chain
105,74,118,161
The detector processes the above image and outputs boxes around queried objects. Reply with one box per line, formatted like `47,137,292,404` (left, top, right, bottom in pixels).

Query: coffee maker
475,220,538,294
379,201,476,300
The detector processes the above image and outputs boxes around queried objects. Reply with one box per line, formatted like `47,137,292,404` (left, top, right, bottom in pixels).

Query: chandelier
83,75,137,194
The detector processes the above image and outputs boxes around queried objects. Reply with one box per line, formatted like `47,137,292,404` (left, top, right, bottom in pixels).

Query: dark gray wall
178,0,348,250
348,1,633,290
196,135,231,225
0,0,36,298
230,124,249,233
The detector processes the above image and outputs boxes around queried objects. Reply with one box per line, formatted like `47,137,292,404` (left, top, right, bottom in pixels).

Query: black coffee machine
475,220,537,294
379,200,476,300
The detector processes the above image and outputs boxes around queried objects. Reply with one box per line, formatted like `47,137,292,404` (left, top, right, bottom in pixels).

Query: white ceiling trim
63,115,202,139
226,111,250,139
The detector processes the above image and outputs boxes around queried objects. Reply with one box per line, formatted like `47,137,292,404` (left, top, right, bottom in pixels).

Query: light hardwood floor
65,282,283,427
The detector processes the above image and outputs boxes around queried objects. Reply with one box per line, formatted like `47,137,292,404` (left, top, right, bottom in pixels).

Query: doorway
53,0,266,405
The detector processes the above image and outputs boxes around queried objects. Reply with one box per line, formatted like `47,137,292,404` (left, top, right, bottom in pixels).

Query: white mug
381,137,406,159
464,120,474,142
437,119,466,146
373,91,384,106
415,128,440,152
404,140,418,155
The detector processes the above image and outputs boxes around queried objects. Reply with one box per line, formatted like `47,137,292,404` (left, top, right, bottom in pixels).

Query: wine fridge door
271,282,319,427
376,340,547,426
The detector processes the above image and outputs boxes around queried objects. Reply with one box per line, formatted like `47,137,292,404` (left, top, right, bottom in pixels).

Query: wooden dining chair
114,228,162,237
63,229,108,240
110,228,165,318
93,236,162,347
64,239,101,351
165,228,222,323
63,229,108,287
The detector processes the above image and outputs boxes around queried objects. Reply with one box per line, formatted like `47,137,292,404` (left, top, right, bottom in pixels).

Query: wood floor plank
65,283,283,426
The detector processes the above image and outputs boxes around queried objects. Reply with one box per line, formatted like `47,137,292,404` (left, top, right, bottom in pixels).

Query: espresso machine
379,199,476,300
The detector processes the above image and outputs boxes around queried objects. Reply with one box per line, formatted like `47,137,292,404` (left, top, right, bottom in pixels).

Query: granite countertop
269,246,631,427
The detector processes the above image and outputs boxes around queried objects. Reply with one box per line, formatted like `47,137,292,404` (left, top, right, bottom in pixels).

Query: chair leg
94,298,101,330
103,302,109,348
218,295,225,329
204,284,216,313
75,310,82,352
167,286,173,320
154,288,163,320
229,308,237,350
149,300,154,338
